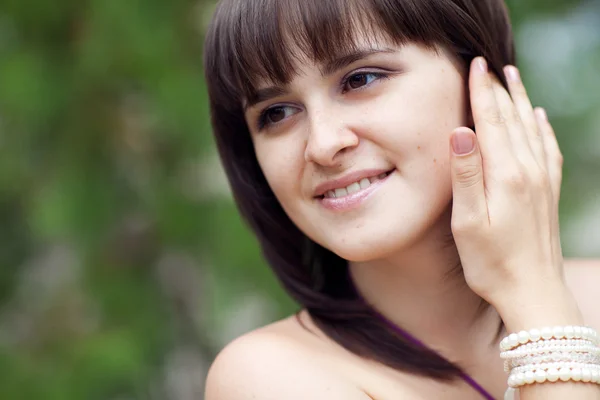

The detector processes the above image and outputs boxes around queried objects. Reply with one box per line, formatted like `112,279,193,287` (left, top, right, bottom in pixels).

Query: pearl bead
508,375,517,387
582,327,589,340
535,370,547,383
558,367,572,382
508,333,519,348
564,326,575,339
582,368,592,383
518,330,530,344
529,328,541,342
541,327,553,340
592,370,599,383
516,372,526,385
524,371,536,384
546,368,560,382
571,368,582,381
552,326,565,339
573,326,582,338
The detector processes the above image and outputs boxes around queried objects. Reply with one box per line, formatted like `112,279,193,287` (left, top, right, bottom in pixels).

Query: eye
342,71,388,92
257,105,300,130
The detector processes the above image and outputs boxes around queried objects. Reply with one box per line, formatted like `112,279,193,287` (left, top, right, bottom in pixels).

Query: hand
448,57,578,326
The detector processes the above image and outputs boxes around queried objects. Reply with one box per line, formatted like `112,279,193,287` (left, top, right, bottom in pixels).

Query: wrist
493,282,585,333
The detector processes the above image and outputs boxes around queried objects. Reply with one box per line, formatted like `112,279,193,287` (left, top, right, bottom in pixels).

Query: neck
348,209,503,362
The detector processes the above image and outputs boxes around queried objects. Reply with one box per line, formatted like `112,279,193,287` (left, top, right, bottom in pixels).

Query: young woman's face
244,39,471,262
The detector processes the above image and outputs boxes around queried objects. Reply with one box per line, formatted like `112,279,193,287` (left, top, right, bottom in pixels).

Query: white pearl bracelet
500,325,600,391
501,340,600,359
500,326,599,351
503,347,600,373
508,363,600,388
506,353,600,369
511,361,600,374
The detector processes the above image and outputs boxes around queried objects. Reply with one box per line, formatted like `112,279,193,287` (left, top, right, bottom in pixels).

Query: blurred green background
0,0,598,399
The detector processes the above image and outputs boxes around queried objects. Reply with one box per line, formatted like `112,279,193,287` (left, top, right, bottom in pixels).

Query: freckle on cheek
417,146,421,150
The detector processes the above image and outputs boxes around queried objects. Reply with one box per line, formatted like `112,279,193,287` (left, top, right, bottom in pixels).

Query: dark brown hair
203,0,515,382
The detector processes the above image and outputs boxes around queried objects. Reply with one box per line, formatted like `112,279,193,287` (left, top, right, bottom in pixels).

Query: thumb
450,127,487,223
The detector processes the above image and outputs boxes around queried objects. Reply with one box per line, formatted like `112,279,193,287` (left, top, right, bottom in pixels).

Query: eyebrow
244,47,396,110
321,47,395,76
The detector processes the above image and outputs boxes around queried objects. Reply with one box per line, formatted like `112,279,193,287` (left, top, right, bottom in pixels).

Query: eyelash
256,70,390,131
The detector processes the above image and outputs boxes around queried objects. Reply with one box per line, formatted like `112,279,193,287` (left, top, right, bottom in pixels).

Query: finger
490,74,536,166
450,127,488,231
503,65,547,167
469,57,513,170
535,108,563,202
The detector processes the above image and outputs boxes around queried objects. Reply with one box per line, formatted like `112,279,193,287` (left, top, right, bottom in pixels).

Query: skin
246,42,464,262
206,36,600,400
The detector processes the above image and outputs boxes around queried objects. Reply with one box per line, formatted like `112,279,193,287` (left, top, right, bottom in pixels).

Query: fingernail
505,65,520,82
535,107,548,121
452,130,475,155
477,57,488,73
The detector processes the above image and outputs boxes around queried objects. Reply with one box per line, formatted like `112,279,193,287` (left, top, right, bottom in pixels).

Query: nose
304,110,359,166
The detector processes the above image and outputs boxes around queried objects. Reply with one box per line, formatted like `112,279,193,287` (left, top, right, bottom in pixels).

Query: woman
202,0,600,399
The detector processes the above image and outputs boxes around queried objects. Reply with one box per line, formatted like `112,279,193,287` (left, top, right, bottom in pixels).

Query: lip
313,168,394,197
317,169,395,212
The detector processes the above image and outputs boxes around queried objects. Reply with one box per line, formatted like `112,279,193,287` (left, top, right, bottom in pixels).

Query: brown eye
347,74,368,89
257,105,299,130
266,107,287,123
342,72,386,92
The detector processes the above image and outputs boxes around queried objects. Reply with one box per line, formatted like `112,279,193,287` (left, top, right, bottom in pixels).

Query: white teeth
322,171,391,199
334,188,348,198
346,182,361,194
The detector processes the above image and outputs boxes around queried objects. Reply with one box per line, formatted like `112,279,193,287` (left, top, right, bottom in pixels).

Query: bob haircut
204,0,516,382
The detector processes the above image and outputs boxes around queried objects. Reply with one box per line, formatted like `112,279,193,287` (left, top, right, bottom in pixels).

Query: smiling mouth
319,169,395,199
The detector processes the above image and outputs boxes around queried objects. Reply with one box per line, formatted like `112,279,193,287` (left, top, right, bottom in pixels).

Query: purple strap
375,313,496,400
348,274,496,399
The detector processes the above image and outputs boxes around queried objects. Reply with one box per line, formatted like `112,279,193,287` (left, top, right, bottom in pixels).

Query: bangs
205,0,477,106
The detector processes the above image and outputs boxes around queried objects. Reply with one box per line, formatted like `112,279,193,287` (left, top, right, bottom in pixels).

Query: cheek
393,75,467,153
368,75,464,190
254,136,305,204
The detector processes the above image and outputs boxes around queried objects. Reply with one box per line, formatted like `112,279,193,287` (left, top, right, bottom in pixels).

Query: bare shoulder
204,316,375,400
564,258,600,331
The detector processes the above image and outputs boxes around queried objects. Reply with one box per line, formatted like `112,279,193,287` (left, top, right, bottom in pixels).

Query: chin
336,246,392,263
314,203,454,263
320,225,422,263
